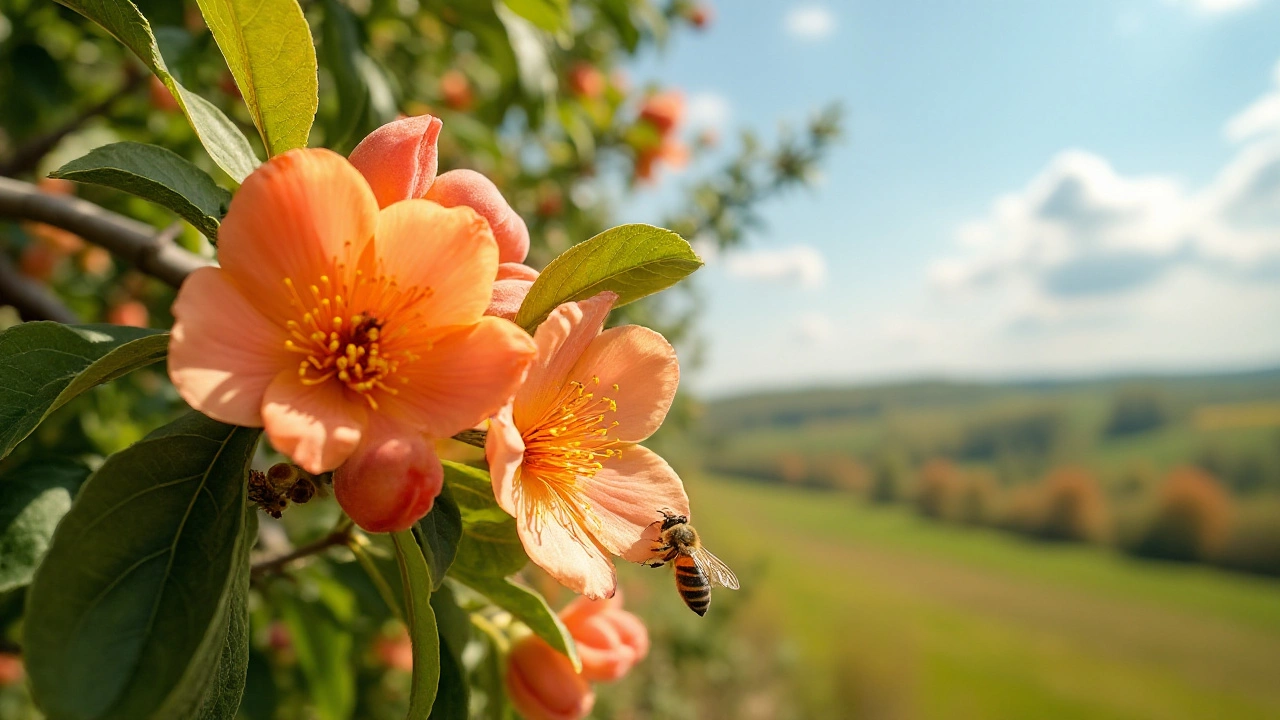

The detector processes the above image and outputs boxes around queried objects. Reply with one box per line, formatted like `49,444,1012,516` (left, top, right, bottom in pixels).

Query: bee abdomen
674,556,711,616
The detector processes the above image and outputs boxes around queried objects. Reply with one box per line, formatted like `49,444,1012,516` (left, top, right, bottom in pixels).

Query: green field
675,473,1280,720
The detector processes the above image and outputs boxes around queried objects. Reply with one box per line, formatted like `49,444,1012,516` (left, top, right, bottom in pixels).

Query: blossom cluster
167,117,690,693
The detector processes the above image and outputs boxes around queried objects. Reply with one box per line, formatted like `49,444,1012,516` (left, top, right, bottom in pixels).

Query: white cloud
929,61,1280,338
725,245,828,288
794,313,836,345
1225,61,1280,143
1169,0,1263,13
785,5,836,40
686,92,732,133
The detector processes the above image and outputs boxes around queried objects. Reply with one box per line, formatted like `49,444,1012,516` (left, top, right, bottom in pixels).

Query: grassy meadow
648,472,1280,720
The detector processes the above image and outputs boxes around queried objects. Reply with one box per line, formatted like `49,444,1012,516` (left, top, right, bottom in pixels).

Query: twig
0,177,212,287
0,71,145,178
453,428,487,448
0,251,78,323
251,528,353,581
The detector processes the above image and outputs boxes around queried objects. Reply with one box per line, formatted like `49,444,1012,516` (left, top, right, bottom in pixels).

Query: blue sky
620,0,1280,396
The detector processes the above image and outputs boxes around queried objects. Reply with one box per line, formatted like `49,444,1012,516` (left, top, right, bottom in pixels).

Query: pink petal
514,292,616,430
515,503,617,599
497,262,539,282
334,416,442,532
217,149,378,323
570,325,678,443
425,169,530,264
169,268,289,427
373,199,497,328
506,635,596,720
385,317,536,438
485,278,533,321
485,403,525,517
348,115,443,208
584,445,689,562
261,372,367,474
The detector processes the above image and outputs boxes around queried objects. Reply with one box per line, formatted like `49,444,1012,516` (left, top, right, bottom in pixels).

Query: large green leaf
429,584,469,720
195,0,319,156
416,482,462,591
452,573,579,671
501,0,569,33
0,459,89,593
25,413,260,720
52,142,231,241
443,461,525,579
0,323,168,461
277,576,355,720
195,511,255,720
514,224,703,331
392,529,441,720
54,0,260,182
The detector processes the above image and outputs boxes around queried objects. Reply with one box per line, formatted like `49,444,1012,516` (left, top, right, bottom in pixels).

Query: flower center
519,377,622,527
281,271,429,408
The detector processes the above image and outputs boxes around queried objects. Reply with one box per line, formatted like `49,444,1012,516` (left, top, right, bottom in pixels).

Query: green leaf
452,573,579,671
416,483,462,591
51,142,232,241
501,0,569,33
0,323,168,462
443,461,526,579
195,511,256,720
429,583,469,720
514,224,703,331
0,459,88,593
25,413,260,720
392,529,441,720
54,0,260,182
277,576,356,720
195,0,319,156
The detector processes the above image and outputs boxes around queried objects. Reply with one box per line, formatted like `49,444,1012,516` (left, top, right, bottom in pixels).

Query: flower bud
348,114,444,209
486,263,538,321
559,592,649,682
425,170,530,264
506,634,595,720
333,426,441,532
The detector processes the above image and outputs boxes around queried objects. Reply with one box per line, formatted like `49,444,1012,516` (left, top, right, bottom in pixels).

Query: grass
676,473,1280,720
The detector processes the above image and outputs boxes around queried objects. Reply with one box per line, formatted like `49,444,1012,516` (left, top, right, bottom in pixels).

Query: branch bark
0,252,78,323
0,177,211,288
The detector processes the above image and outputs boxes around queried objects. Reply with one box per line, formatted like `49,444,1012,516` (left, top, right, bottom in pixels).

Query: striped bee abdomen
674,554,710,616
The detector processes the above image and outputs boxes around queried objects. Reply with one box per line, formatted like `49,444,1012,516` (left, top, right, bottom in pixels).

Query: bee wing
691,547,740,590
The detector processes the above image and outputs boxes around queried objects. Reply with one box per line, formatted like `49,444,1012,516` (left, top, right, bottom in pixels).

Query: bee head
657,508,688,531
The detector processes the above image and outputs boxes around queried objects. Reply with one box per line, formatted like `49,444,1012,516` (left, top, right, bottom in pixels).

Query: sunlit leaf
451,573,579,670
195,0,319,156
0,459,88,593
515,224,702,331
443,461,526,579
53,0,260,181
0,323,168,462
501,0,569,33
52,142,231,240
25,413,260,720
392,529,441,719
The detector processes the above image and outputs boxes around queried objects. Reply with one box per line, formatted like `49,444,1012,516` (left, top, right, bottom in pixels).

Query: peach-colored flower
507,633,595,720
559,591,649,682
440,69,474,111
349,116,530,264
107,300,150,328
169,148,536,532
639,91,684,136
486,292,689,599
486,263,539,321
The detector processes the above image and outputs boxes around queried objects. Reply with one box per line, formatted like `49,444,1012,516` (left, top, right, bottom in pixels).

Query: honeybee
644,510,739,616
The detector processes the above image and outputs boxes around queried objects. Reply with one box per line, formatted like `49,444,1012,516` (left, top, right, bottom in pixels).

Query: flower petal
169,268,289,427
514,292,616,430
425,169,530,264
218,149,378,322
262,372,367,474
506,635,596,720
374,199,497,327
485,278,533,321
496,262,539,282
584,445,689,562
386,317,536,438
334,415,442,532
516,508,617,599
486,403,525,517
570,325,678,443
348,114,442,208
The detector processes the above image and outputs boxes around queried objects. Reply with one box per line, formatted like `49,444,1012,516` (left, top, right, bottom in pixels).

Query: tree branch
0,177,211,288
251,528,354,582
0,251,78,323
